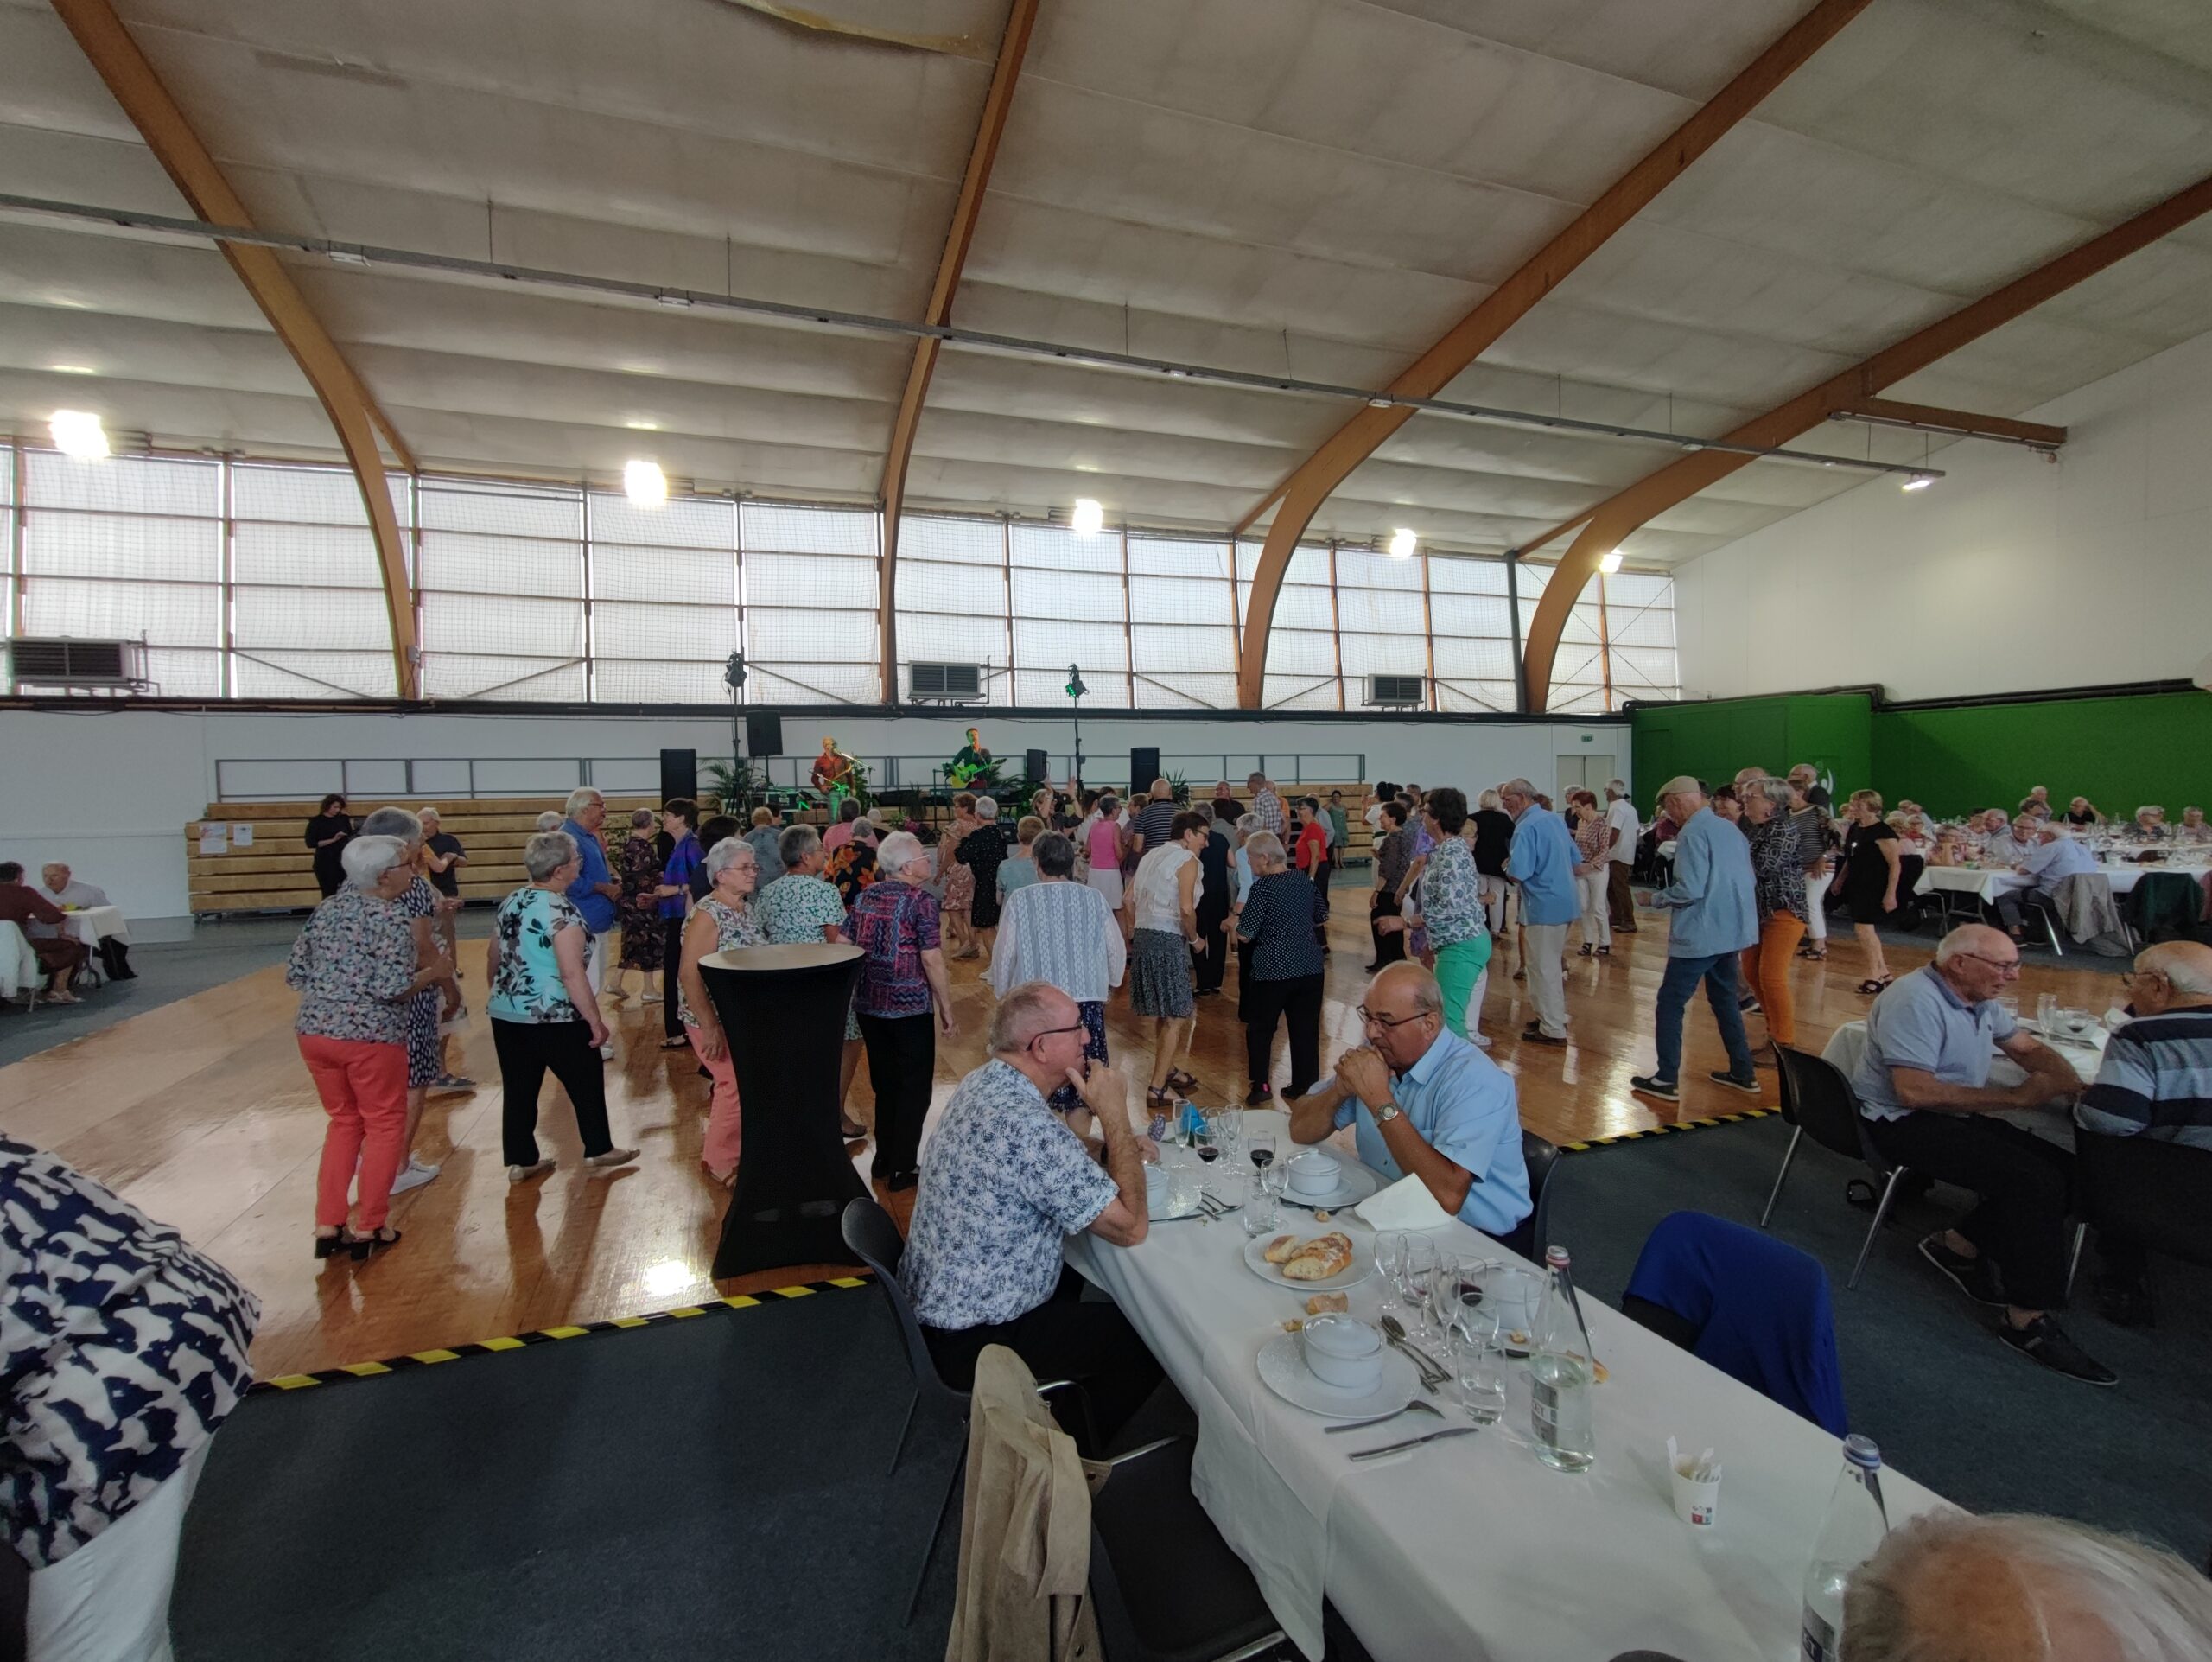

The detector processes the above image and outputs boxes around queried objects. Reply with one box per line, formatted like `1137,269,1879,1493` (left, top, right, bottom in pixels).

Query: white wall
1675,328,2212,701
0,705,1625,926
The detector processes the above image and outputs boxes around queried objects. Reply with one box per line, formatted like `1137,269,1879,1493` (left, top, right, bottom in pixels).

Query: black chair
2075,1125,2212,1290
1761,1047,1910,1290
2127,870,2203,945
1500,1129,1560,1261
1088,1435,1286,1662
839,1197,1089,1623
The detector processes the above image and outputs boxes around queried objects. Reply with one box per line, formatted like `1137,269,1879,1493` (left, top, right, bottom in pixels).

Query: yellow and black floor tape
1558,1105,1777,1154
251,1273,874,1395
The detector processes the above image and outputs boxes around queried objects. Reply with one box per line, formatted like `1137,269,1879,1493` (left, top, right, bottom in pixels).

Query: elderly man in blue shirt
559,788,621,1031
1290,961,1534,1250
1631,774,1761,1103
1499,777,1580,1046
1996,818,2099,937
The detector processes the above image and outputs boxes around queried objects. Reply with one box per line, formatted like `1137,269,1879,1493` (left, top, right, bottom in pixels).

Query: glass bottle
1527,1245,1595,1472
1800,1435,1889,1662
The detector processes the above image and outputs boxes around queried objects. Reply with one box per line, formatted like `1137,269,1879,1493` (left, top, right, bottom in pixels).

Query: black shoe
1708,1070,1762,1096
1630,1073,1680,1101
1917,1234,2005,1308
2094,1277,2155,1328
1245,1081,1273,1107
887,1168,920,1194
1999,1315,2117,1386
1362,962,1382,973
1521,1022,1567,1048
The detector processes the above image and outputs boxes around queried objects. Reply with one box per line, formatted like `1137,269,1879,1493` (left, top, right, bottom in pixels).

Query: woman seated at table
1925,825,1970,867
1884,811,1930,856
2063,795,2106,826
2128,805,2171,842
2173,806,2209,846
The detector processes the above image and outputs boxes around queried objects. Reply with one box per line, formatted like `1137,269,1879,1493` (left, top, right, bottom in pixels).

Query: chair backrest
1624,1211,1849,1436
840,1197,968,1414
1776,1045,1889,1169
2129,871,2202,941
1497,1130,1560,1261
2076,1126,2212,1269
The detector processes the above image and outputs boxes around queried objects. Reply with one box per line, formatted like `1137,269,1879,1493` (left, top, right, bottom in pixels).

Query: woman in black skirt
1831,788,1903,995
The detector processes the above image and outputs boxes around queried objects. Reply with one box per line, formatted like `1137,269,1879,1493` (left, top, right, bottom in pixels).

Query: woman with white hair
485,831,638,1184
849,831,957,1189
286,835,453,1258
1236,830,1326,1106
988,831,1124,1112
677,834,764,1185
356,806,466,1197
956,794,1015,953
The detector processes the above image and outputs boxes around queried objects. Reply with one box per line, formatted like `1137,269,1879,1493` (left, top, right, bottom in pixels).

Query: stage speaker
746,711,785,756
1026,748,1048,783
658,748,697,804
1129,746,1160,790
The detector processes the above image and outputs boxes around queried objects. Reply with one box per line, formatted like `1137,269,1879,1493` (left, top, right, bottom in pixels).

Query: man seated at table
2073,941,2212,1327
0,862,91,1004
901,980,1160,1447
1288,962,1533,1250
33,861,134,980
1853,925,2111,1385
1995,819,2100,939
1977,811,2038,866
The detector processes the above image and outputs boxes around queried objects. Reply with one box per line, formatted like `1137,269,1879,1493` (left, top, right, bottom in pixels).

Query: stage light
1071,497,1103,536
1065,664,1087,698
1388,527,1417,559
1901,474,1934,492
624,458,666,506
48,409,107,459
1599,550,1623,575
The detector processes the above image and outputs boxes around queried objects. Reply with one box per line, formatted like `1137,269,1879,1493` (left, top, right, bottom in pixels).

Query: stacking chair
1499,1130,1560,1262
1761,1047,1911,1290
2128,870,2203,945
840,1197,1091,1624
2071,1126,2212,1302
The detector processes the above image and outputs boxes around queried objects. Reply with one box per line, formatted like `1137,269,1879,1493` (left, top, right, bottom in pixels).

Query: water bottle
1527,1245,1595,1472
1800,1435,1889,1662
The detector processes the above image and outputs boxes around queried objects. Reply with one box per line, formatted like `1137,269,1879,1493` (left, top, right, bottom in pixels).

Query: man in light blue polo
1289,962,1533,1245
1500,777,1580,1046
1996,819,2098,936
559,787,620,1018
1632,775,1759,1102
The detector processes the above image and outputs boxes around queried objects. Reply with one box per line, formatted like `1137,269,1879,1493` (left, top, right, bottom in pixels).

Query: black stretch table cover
702,944,868,1278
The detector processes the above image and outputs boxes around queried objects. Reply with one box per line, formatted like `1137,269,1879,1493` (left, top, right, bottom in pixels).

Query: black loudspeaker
746,711,784,756
659,748,697,804
1130,746,1160,790
1026,748,1048,782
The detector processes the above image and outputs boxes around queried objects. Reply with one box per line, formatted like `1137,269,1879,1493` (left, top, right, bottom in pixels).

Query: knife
1348,1424,1480,1461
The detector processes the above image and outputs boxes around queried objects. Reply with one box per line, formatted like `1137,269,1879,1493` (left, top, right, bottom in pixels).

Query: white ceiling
2,0,2210,566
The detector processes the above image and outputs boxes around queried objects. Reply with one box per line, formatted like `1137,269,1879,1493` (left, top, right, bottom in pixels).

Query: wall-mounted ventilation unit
8,636,151,692
1365,673,1426,709
908,661,985,704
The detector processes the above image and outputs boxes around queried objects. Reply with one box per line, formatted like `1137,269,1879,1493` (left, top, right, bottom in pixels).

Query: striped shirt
2076,1009,2212,1149
1253,786,1287,837
1236,870,1325,981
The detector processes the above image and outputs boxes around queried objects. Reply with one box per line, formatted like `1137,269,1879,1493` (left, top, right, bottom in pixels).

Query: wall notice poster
199,824,228,856
232,823,255,847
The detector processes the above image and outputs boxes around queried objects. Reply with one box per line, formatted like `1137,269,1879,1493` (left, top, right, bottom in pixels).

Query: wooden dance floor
3,901,2123,1378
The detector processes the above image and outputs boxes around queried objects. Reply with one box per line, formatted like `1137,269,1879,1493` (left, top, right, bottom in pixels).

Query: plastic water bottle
1528,1246,1595,1472
1800,1435,1890,1662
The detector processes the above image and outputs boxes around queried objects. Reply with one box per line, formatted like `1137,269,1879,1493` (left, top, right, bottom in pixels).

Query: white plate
1255,1331,1423,1419
1148,1191,1206,1222
1241,1228,1374,1291
1280,1161,1385,1212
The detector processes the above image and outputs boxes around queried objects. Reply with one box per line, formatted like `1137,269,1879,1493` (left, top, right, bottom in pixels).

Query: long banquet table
1915,857,2210,905
1065,1112,1945,1660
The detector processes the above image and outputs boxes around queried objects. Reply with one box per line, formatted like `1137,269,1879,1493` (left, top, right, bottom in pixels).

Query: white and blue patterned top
487,886,590,1023
2,1136,260,1568
753,873,848,946
988,880,1125,1005
902,1060,1119,1330
1420,835,1487,949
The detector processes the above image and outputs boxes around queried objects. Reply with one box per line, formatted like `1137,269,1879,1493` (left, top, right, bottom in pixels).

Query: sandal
1166,1068,1201,1095
350,1227,401,1261
312,1230,352,1260
1146,1086,1175,1112
659,1035,690,1051
1796,945,1825,960
1595,946,1611,957
1578,944,1593,958
1856,976,1893,996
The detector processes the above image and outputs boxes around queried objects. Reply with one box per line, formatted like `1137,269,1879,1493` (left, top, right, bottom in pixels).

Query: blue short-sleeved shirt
902,1060,1119,1329
1508,806,1581,927
1853,966,2017,1123
659,831,702,920
562,818,617,932
1331,1028,1532,1237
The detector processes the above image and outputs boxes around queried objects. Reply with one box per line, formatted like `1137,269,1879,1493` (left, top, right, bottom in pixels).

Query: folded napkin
1352,1171,1455,1232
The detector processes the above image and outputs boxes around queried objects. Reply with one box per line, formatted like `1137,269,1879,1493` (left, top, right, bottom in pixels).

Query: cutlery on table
1348,1425,1480,1462
1379,1315,1451,1383
1324,1399,1443,1435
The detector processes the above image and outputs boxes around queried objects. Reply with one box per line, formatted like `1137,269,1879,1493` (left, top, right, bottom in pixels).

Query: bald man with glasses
1853,925,2111,1385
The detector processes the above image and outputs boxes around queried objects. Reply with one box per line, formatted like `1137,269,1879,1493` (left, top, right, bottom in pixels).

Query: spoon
1379,1314,1450,1384
1325,1398,1443,1435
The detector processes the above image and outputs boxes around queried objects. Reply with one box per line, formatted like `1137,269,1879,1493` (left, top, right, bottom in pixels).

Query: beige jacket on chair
945,1345,1104,1662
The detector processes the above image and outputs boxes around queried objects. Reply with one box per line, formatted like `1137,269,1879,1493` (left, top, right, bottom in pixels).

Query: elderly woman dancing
677,834,764,1186
849,831,957,1190
288,835,453,1259
988,831,1125,1112
486,831,639,1183
355,806,466,1195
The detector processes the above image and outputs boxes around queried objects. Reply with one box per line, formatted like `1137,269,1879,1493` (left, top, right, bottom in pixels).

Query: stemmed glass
1401,1238,1439,1340
1374,1232,1408,1323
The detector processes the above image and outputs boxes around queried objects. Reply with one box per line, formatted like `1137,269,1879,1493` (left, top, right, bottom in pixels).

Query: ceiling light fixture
49,364,95,375
1388,527,1417,559
1901,474,1934,492
1071,497,1103,537
623,458,666,507
48,409,108,459
1599,550,1624,575
625,419,660,431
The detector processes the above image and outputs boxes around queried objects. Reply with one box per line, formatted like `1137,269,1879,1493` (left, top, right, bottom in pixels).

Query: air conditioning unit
1365,673,1426,709
908,661,985,704
8,636,150,692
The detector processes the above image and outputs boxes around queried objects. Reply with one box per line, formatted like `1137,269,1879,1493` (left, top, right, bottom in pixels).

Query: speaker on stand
659,748,697,804
1129,746,1160,793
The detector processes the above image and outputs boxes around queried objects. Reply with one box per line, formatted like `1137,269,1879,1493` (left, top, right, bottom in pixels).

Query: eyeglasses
1356,1005,1431,1030
1954,951,2022,978
1027,1022,1087,1048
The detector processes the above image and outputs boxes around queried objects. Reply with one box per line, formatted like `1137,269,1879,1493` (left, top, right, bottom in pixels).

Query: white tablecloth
1065,1113,1946,1661
0,921,36,998
61,905,130,947
1915,860,2208,905
1821,1019,2103,1151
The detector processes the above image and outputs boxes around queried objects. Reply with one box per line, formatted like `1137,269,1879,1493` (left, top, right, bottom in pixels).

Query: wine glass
1247,1129,1276,1179
1402,1238,1438,1339
1374,1232,1408,1321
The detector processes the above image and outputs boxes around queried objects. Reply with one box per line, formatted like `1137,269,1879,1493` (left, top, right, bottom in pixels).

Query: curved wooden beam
877,0,1038,703
1232,0,1874,709
51,0,422,698
1521,170,2212,711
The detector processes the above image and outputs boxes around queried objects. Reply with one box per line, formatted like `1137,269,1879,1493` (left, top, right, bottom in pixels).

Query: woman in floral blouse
678,836,763,1185
287,834,452,1258
850,831,957,1190
613,806,666,1003
486,831,638,1184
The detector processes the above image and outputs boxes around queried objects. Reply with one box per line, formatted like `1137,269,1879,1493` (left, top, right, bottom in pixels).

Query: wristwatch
1372,1099,1402,1125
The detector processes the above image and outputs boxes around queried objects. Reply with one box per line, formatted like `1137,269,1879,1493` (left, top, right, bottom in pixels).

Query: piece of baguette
1262,1233,1300,1264
1304,1292,1349,1315
1281,1231,1354,1281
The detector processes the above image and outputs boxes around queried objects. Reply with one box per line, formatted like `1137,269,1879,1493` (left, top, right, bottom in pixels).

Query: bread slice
1262,1233,1300,1264
1281,1231,1353,1281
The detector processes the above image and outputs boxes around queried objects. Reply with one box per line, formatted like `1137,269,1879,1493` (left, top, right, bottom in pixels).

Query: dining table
1064,1110,1948,1661
0,920,38,999
1914,854,2212,906
58,903,130,949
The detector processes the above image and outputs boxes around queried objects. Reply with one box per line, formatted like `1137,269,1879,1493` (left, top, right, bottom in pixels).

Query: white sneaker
506,1158,556,1183
389,1156,441,1194
599,1043,616,1060
1471,1032,1493,1049
583,1146,639,1175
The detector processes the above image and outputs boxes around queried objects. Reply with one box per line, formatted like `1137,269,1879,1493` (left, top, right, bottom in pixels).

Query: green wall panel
1872,691,2212,819
1631,693,1872,807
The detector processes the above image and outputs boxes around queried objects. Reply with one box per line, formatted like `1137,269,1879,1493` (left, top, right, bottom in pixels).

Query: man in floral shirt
902,982,1159,1445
